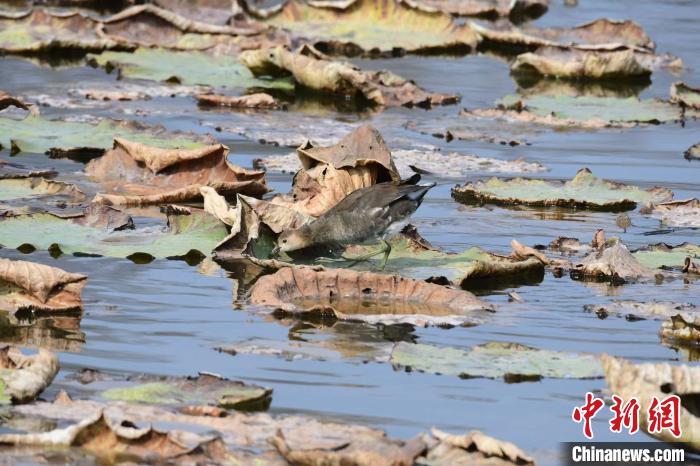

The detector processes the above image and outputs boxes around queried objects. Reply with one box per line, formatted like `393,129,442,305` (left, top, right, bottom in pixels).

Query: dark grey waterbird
273,175,435,269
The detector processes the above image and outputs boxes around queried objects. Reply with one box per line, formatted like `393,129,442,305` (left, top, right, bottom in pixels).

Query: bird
616,213,632,233
272,175,435,269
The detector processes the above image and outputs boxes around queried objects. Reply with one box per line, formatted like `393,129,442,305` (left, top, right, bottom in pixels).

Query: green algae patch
0,116,208,156
452,168,673,211
0,206,228,260
497,94,698,125
633,243,700,270
88,48,294,91
257,0,477,55
100,373,272,410
391,341,603,381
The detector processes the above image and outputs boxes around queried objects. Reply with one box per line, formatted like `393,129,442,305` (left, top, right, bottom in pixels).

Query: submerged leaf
452,168,672,211
241,45,459,107
602,355,700,450
0,258,86,313
249,265,496,326
0,347,59,404
256,0,478,55
391,341,602,380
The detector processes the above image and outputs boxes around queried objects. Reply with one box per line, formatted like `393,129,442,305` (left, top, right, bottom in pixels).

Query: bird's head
273,227,312,255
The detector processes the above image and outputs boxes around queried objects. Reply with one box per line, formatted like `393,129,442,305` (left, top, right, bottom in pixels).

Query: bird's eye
282,239,287,243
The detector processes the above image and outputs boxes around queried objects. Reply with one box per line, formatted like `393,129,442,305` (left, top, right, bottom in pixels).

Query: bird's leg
377,239,392,270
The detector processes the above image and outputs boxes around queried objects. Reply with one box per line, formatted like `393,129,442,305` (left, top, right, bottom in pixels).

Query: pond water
1,0,699,464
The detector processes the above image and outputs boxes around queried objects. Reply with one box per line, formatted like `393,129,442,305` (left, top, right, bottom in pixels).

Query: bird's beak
271,246,281,256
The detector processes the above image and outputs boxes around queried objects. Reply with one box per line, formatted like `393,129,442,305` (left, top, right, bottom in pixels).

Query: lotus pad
390,341,603,380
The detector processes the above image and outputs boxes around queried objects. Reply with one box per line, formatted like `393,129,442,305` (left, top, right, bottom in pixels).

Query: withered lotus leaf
253,0,478,55
249,266,496,322
0,258,86,313
241,45,459,107
632,242,700,271
512,47,652,80
0,91,35,114
670,81,700,109
452,168,673,211
571,242,659,284
584,300,698,321
196,92,281,109
660,314,700,347
602,355,700,450
86,138,269,206
0,346,60,404
423,428,535,465
646,198,700,228
400,0,548,20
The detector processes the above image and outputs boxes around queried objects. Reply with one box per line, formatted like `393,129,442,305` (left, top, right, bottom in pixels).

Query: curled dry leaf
423,428,535,465
86,138,269,206
390,341,602,381
0,177,85,204
0,346,60,404
685,143,700,161
472,18,654,53
0,91,36,115
0,258,86,313
254,0,478,55
270,429,426,466
271,125,400,217
602,355,700,450
645,198,700,228
511,47,651,80
585,301,698,321
571,242,659,284
452,168,672,211
0,8,125,54
660,314,700,347
196,92,281,109
248,266,496,327
241,45,459,108
670,81,700,110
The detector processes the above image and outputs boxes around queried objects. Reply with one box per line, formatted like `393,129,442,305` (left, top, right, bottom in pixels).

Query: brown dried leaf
602,355,700,451
0,258,86,312
571,242,658,284
400,0,547,20
425,428,535,465
0,347,60,404
670,81,700,110
646,198,700,228
86,138,269,206
240,45,459,108
196,92,280,109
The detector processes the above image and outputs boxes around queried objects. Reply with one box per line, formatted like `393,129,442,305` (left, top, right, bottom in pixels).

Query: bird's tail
406,182,436,204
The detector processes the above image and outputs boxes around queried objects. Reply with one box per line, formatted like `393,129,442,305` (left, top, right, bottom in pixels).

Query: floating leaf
645,198,700,228
196,92,281,109
0,205,228,259
391,341,603,381
0,347,59,404
670,81,700,109
401,0,547,20
421,428,535,466
0,115,210,156
452,168,672,211
585,300,698,321
0,177,85,203
248,265,496,326
88,48,293,90
241,45,459,107
572,242,658,284
633,242,700,270
256,0,478,55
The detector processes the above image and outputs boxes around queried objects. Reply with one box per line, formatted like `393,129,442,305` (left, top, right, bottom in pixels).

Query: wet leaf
402,0,547,20
88,48,293,90
241,45,459,107
0,257,86,313
255,0,478,55
512,47,651,80
390,341,602,380
419,428,535,465
685,143,700,161
196,92,281,109
0,205,228,259
473,18,654,53
452,168,673,211
0,91,35,114
670,81,700,109
0,115,212,156
602,355,700,450
632,242,700,271
571,241,659,284
85,138,269,206
0,177,85,204
248,265,496,326
270,428,426,466
645,198,700,228
585,300,698,321
0,8,125,54
99,372,272,410
0,346,59,404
